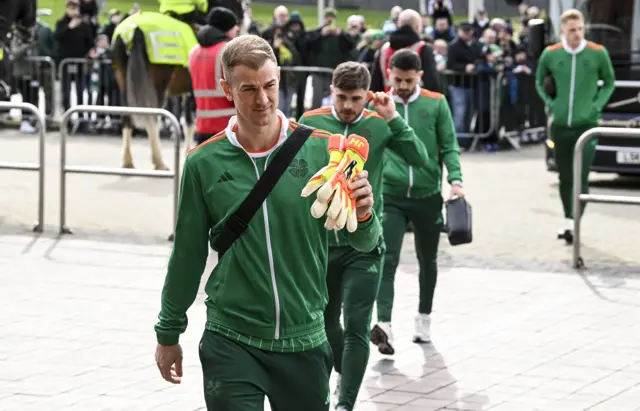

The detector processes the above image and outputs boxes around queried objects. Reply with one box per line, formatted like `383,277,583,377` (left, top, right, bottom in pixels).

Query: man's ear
277,66,281,81
330,85,334,96
386,68,391,77
220,79,232,101
418,70,424,80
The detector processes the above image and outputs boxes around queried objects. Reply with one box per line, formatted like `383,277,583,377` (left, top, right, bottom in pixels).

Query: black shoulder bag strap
213,124,315,258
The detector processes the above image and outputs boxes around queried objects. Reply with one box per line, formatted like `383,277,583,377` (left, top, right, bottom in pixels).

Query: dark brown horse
111,0,246,170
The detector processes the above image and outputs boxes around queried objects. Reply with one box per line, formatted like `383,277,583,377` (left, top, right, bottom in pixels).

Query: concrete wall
256,0,548,17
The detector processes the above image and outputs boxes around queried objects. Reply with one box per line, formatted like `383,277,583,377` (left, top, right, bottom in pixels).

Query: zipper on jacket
249,155,281,340
403,104,413,198
568,53,577,127
333,123,350,244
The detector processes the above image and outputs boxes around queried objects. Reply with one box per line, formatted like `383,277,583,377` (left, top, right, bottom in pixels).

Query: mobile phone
329,20,336,29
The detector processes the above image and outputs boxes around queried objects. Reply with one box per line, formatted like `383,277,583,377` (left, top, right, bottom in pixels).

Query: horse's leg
146,118,168,170
182,93,195,155
122,114,135,169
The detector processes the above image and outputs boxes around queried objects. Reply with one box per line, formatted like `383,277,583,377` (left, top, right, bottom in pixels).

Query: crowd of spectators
11,0,547,150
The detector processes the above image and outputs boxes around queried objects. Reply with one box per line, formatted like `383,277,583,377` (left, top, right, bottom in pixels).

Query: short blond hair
221,35,277,83
561,9,584,24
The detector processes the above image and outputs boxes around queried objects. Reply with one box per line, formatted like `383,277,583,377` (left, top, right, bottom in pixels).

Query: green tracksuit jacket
155,116,382,351
535,39,615,128
298,105,429,247
384,88,462,198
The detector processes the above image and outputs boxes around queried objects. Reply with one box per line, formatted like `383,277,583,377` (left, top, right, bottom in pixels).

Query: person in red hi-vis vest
370,9,441,93
189,7,240,146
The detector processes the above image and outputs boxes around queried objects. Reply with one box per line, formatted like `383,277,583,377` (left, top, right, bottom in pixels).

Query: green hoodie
535,39,615,128
298,105,429,247
155,113,381,352
384,88,462,198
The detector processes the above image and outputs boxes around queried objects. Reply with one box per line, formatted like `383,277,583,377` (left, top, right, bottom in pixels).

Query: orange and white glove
314,134,370,232
301,133,346,198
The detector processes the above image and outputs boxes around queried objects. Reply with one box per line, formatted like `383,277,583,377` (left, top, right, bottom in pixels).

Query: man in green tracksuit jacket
154,35,381,411
298,61,429,411
371,49,463,355
535,8,614,243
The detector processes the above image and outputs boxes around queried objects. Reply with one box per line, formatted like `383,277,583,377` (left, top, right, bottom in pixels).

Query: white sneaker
413,314,431,343
332,373,341,401
336,407,348,411
370,322,395,355
20,120,37,134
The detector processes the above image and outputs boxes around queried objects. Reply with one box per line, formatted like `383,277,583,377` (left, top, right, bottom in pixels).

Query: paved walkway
2,232,640,411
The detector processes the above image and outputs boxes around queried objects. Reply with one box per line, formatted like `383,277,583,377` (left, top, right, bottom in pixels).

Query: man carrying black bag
371,50,464,354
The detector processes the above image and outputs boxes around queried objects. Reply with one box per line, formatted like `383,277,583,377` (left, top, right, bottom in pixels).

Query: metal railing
572,127,640,268
0,102,46,232
25,56,57,120
59,106,181,240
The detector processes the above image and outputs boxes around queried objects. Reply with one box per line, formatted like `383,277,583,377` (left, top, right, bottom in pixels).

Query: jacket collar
225,110,289,158
391,87,421,105
562,37,587,55
331,105,365,125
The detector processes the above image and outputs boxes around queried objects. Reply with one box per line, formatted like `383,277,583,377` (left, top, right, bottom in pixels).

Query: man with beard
372,49,463,354
188,7,239,145
298,61,429,411
371,9,440,93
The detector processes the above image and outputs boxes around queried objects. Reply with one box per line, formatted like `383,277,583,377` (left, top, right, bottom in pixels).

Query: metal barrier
0,102,46,232
439,70,503,151
572,127,640,268
59,106,181,240
25,56,57,120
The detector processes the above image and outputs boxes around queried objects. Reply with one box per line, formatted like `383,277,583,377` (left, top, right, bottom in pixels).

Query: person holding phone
307,8,358,109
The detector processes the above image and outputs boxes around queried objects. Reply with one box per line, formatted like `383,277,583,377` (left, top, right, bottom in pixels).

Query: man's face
110,14,121,24
483,30,496,44
435,18,448,32
222,60,280,128
332,87,367,124
372,38,382,48
227,25,240,39
434,43,447,56
67,2,80,17
324,16,335,26
421,16,430,27
389,67,421,100
97,38,108,49
562,18,584,45
458,28,471,41
275,10,288,25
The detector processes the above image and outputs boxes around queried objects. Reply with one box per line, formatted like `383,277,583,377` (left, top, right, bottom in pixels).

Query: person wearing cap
370,9,440,94
446,21,483,136
307,8,357,109
283,11,308,119
358,30,384,66
158,0,208,25
188,7,239,146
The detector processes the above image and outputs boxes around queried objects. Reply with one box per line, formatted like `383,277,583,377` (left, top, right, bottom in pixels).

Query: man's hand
465,64,475,73
321,25,331,36
273,37,282,48
68,17,82,29
368,91,397,122
449,183,464,200
349,170,374,220
155,344,183,384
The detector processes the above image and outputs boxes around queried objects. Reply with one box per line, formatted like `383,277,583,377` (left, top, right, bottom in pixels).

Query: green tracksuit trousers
376,193,443,323
199,330,333,411
551,125,597,219
325,245,384,411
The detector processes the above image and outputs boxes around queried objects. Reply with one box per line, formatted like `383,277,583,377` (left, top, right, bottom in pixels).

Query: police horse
0,0,37,100
112,0,246,171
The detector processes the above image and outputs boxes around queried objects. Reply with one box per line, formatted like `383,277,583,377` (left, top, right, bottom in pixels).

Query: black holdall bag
212,124,315,259
445,196,472,246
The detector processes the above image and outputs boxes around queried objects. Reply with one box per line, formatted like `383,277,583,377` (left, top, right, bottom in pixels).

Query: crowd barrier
7,58,546,150
0,101,46,232
572,127,640,269
58,105,182,241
